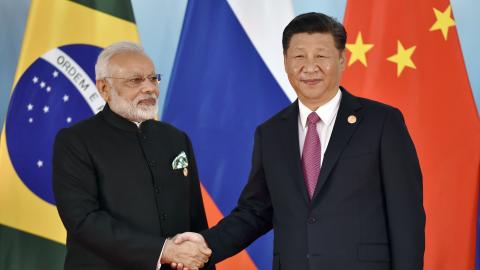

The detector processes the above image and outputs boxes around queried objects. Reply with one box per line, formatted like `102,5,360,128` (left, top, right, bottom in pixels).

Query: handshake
161,232,212,270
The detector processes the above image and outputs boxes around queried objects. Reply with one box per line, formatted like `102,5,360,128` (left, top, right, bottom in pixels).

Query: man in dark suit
173,12,425,270
53,42,212,270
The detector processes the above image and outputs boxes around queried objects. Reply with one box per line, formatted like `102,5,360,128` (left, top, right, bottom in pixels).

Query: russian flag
162,0,295,269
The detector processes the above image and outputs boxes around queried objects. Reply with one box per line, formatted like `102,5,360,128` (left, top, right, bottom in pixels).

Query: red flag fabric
342,1,480,269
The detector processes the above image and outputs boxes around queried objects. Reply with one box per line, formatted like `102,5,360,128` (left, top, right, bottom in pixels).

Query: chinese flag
341,0,480,269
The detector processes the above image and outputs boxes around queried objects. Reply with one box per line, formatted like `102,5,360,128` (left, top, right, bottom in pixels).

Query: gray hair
95,41,145,80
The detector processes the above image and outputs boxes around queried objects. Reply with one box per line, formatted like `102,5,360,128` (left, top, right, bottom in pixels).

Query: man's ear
339,49,347,71
96,79,110,102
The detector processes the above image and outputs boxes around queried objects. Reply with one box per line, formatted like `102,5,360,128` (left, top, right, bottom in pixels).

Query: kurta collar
101,104,140,133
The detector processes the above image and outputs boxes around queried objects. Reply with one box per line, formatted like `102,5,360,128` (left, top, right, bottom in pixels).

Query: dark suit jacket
53,105,212,270
202,88,425,270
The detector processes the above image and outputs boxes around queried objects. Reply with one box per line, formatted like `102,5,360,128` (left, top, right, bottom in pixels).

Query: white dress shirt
298,89,342,166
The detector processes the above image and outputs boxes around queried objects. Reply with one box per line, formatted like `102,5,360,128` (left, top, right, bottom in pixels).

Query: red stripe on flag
200,183,258,270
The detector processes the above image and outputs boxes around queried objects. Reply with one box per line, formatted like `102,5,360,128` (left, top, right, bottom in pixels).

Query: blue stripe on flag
162,0,290,269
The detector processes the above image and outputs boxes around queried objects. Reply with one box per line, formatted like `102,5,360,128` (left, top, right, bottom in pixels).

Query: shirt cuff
156,239,168,270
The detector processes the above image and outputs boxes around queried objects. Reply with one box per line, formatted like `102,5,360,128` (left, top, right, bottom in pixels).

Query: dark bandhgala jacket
53,105,213,270
202,88,425,270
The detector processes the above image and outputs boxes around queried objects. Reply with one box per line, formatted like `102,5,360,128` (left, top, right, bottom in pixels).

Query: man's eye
295,55,304,59
147,76,157,82
129,77,143,84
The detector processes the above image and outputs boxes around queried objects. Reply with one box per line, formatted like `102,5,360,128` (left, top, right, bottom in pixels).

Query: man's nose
141,80,159,94
304,58,320,73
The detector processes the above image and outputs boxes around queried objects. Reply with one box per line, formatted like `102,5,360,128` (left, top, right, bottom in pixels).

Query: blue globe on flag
6,44,104,205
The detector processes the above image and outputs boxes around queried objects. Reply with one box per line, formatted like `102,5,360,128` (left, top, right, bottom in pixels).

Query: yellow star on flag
346,32,374,66
429,5,456,40
387,40,416,77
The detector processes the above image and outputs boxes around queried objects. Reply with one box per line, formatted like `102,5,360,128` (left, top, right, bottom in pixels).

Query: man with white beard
52,42,213,270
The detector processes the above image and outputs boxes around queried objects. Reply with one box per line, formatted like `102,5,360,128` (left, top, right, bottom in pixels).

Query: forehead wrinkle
108,52,155,75
108,65,156,77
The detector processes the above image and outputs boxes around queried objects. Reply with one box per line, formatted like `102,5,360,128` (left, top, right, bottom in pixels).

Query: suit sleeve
380,108,425,270
201,127,273,264
52,128,164,269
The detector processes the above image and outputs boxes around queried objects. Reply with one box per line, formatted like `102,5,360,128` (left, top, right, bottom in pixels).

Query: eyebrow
127,72,156,76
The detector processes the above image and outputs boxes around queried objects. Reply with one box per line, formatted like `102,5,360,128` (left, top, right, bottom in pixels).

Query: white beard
108,87,158,122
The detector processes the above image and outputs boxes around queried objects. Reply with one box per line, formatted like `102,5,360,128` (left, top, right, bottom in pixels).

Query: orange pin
183,167,188,177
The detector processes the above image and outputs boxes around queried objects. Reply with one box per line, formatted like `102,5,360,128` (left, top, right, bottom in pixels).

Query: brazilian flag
0,1,139,269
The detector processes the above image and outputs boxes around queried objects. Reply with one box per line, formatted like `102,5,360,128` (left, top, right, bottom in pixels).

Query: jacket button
307,217,317,224
154,186,160,193
149,160,156,167
161,213,167,220
306,254,311,259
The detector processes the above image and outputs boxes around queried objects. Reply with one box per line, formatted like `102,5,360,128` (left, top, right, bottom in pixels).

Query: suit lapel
281,101,311,206
312,88,363,201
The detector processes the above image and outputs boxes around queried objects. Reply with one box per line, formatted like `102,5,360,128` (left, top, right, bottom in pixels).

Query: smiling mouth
301,79,322,85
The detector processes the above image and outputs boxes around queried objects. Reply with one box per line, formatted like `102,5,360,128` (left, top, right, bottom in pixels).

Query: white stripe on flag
42,48,105,114
227,0,297,102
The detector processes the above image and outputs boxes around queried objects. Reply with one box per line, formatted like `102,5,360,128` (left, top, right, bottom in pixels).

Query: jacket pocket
357,243,391,262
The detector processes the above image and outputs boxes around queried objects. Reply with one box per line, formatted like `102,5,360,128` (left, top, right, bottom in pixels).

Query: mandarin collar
100,104,140,133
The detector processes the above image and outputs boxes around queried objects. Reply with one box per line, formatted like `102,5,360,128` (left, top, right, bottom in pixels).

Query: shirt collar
298,89,342,129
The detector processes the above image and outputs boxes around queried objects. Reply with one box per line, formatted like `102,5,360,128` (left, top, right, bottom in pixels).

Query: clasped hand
161,232,211,270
